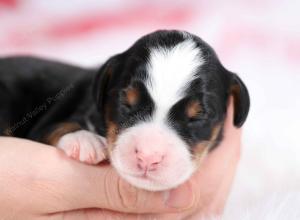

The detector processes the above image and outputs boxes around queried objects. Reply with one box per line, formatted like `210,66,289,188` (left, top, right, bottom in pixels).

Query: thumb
69,163,194,214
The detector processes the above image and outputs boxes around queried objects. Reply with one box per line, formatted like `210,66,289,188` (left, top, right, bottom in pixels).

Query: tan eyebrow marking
124,87,139,106
186,100,202,118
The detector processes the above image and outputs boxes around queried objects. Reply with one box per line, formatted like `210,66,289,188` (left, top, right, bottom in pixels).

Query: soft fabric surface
216,192,300,219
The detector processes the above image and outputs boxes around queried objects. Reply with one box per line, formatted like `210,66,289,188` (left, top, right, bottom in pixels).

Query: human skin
0,97,241,220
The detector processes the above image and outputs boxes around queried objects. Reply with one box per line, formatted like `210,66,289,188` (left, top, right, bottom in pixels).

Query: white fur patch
110,122,195,191
146,39,204,122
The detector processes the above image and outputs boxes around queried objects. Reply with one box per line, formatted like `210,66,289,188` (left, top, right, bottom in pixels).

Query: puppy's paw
57,130,107,164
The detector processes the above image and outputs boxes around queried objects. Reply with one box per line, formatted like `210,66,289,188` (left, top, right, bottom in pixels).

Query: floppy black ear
229,73,250,127
92,54,122,119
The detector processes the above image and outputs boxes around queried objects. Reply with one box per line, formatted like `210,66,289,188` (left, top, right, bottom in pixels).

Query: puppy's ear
229,73,250,127
92,54,121,113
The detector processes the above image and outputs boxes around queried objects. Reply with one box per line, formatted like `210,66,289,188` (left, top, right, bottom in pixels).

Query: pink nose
135,149,164,172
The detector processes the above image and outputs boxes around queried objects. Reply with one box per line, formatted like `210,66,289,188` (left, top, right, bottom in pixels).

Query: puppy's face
94,30,250,191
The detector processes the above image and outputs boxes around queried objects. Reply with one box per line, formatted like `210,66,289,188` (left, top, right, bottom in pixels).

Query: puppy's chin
109,123,196,191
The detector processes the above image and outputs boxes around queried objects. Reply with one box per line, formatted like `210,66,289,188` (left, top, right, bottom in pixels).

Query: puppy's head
94,30,250,191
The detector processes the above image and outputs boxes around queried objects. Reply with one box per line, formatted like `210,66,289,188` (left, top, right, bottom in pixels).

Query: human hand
0,97,241,220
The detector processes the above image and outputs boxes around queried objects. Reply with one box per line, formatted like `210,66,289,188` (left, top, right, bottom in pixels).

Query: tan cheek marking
210,124,222,141
192,124,222,167
104,104,119,155
106,121,119,156
43,122,81,146
124,87,139,106
186,101,202,118
192,143,210,167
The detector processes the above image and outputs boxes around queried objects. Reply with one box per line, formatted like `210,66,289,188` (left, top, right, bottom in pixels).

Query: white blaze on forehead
146,39,204,122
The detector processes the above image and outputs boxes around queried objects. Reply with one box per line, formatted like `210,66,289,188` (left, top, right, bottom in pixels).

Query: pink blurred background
1,0,300,216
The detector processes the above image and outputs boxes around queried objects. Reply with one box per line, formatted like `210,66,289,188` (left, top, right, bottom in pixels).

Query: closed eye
187,115,209,127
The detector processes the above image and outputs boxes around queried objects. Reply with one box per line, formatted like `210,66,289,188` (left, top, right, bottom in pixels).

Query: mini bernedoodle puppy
0,30,250,191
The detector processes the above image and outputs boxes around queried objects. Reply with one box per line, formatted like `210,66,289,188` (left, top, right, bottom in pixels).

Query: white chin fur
110,122,196,191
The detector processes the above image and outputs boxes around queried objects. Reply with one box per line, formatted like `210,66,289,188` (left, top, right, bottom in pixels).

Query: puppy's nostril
136,153,165,172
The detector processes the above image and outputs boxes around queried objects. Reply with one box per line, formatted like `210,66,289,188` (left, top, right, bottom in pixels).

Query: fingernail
165,183,194,209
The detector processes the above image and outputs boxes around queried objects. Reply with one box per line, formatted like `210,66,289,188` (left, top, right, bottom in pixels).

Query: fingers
223,96,242,142
81,166,193,213
225,96,235,127
52,160,195,214
0,137,192,216
220,96,242,158
46,208,163,220
40,147,194,214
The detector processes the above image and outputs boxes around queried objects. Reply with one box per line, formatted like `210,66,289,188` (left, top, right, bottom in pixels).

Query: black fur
0,30,250,150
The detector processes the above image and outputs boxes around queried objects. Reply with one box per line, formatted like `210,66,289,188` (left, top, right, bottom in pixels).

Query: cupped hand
0,97,241,220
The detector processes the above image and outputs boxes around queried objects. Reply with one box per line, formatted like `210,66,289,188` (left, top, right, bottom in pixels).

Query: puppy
0,30,250,191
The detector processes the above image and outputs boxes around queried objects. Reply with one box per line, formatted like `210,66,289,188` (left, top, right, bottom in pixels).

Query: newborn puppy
0,30,250,191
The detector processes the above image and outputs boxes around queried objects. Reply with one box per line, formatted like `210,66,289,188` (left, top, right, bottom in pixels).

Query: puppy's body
0,57,104,138
0,30,250,191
